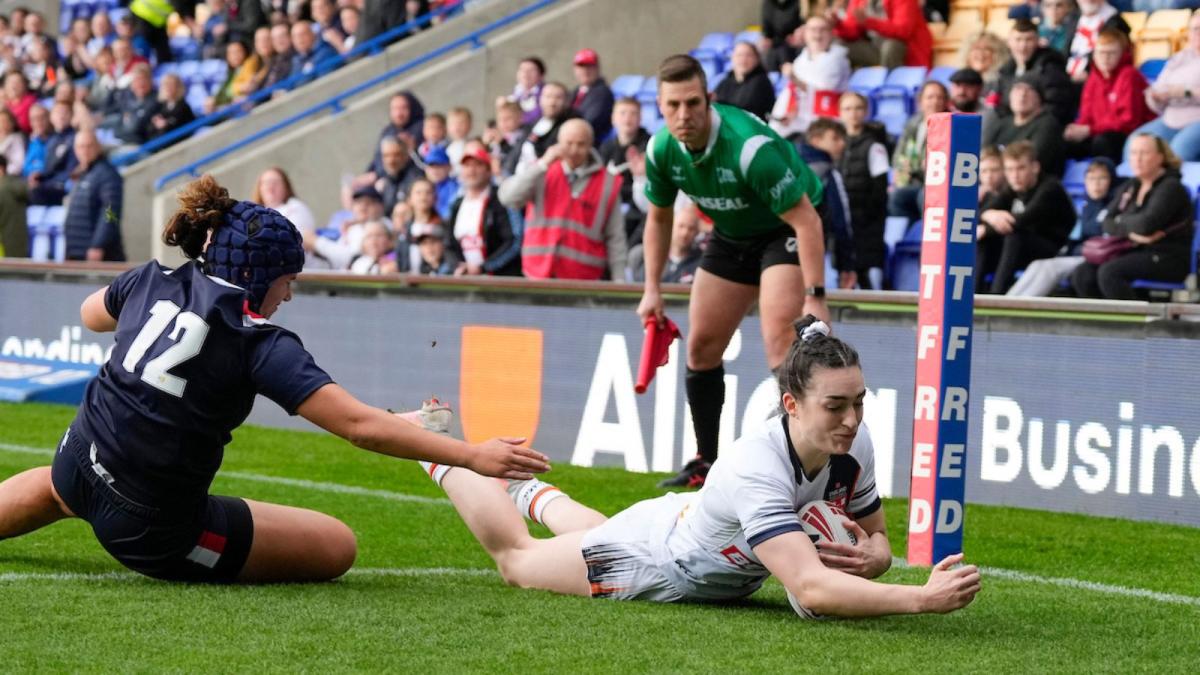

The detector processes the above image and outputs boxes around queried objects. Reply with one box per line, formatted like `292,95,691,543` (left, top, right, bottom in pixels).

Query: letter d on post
907,113,980,566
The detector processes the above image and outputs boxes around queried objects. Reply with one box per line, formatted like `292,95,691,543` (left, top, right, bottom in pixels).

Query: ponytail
161,174,237,259
776,315,861,399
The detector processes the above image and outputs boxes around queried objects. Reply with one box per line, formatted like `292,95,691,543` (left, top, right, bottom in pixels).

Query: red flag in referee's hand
635,316,681,394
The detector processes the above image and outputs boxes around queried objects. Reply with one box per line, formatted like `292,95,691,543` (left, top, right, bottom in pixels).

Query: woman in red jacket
829,0,932,69
1063,27,1154,162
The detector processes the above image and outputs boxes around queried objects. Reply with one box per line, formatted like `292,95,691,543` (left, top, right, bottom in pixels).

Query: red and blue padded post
906,112,981,566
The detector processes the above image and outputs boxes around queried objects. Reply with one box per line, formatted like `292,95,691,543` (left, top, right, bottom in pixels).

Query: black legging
1071,247,1191,300
975,229,1063,294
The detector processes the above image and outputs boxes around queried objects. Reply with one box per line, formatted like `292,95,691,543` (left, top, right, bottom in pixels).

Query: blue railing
112,1,467,168
154,0,559,191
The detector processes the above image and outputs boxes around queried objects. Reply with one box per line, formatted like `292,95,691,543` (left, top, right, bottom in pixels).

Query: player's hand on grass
817,519,886,578
920,553,981,613
637,287,665,328
467,437,551,480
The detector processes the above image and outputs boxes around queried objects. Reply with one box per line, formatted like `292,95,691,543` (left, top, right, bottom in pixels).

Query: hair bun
800,320,831,343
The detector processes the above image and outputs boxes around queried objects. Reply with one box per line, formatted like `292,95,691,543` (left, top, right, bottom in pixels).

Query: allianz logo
1,326,113,365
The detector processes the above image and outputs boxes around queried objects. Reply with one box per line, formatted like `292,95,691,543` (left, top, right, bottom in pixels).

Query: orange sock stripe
427,463,440,479
527,486,561,522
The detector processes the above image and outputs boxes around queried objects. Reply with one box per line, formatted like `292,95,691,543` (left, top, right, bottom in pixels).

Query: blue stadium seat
636,77,658,107
1062,159,1091,198
848,66,887,97
178,61,202,86
768,71,783,94
1139,59,1166,83
170,36,201,62
1131,224,1200,292
1181,162,1200,196
890,242,923,291
186,84,209,112
928,66,956,88
316,227,341,241
201,59,228,86
640,105,661,130
1116,160,1132,177
709,70,728,92
874,66,929,116
735,30,762,46
694,55,723,86
696,32,735,56
884,216,911,250
644,116,665,135
610,75,645,99
877,111,908,138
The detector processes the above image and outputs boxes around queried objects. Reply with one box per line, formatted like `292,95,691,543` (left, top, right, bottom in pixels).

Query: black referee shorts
698,227,799,286
51,426,254,583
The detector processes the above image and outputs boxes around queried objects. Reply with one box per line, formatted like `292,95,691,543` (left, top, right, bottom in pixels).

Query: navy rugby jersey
75,260,332,506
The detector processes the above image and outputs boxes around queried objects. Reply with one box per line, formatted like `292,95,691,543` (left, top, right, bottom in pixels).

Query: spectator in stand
423,146,459,221
888,81,948,222
251,165,320,271
229,0,270,44
337,6,360,53
23,36,57,98
630,199,706,283
63,129,123,262
211,40,263,111
259,23,294,90
290,20,337,79
446,146,521,277
977,145,1009,213
111,38,149,91
498,56,545,126
199,0,231,59
407,177,443,234
4,72,37,135
151,74,197,143
446,107,473,172
1072,134,1195,299
499,118,627,280
21,103,46,177
28,102,75,206
0,161,29,258
375,136,421,216
599,97,651,246
714,42,776,122
770,15,850,140
357,0,420,46
959,31,1009,88
505,81,576,175
949,68,985,113
61,21,95,82
0,110,25,177
760,0,802,72
411,221,456,275
115,14,153,62
1038,0,1075,55
418,112,448,157
347,220,393,275
975,141,1076,294
245,26,274,93
1130,12,1200,162
484,100,525,177
570,49,614,144
985,20,1074,126
983,75,1066,177
829,0,933,69
107,64,160,146
86,47,119,113
798,118,856,288
128,0,197,65
366,91,425,179
1064,28,1153,162
837,91,890,289
1008,157,1117,297
311,0,345,48
17,10,47,59
1065,0,1129,82
88,12,115,57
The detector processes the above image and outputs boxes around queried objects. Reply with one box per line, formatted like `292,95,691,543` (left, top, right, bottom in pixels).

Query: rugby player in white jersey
414,316,980,618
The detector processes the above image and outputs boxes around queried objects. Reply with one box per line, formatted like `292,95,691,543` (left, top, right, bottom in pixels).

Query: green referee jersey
644,103,823,240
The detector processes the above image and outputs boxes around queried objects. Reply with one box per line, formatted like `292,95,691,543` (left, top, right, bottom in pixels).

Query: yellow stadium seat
940,10,979,42
1144,8,1192,32
1122,11,1148,35
989,0,1023,6
988,18,1016,38
934,49,964,67
928,21,948,40
950,0,987,23
1136,37,1175,65
987,7,1011,25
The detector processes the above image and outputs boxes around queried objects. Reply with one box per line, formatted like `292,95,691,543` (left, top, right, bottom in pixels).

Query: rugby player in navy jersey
0,176,549,583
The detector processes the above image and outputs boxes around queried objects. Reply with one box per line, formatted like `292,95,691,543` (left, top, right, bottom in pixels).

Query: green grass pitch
1,402,1198,672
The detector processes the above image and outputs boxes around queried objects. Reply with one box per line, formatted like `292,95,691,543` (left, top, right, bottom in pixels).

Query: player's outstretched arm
755,531,980,618
80,287,117,332
296,384,551,480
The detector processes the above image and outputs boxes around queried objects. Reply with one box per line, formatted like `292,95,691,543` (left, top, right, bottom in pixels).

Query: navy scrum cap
204,201,304,313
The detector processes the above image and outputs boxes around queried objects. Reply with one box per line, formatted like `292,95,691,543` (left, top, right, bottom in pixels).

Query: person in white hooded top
770,15,850,141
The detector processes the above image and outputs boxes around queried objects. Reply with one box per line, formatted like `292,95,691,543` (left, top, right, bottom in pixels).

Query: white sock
507,479,566,526
418,461,452,487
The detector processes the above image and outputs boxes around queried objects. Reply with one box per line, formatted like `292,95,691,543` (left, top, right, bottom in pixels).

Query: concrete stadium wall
138,0,758,263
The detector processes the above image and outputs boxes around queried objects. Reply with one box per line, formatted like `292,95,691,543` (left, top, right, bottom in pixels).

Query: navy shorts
50,426,254,583
699,227,799,286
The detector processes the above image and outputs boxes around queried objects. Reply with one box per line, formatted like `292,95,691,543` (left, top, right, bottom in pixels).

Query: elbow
789,571,838,617
344,410,380,451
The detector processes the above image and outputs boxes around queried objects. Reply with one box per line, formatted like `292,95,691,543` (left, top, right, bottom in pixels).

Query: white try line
2,442,1198,608
0,567,497,584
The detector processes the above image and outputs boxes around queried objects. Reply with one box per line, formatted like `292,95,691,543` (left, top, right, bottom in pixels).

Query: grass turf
1,401,1198,672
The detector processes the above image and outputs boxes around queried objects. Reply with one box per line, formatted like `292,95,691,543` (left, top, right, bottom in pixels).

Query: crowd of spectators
1,0,1199,305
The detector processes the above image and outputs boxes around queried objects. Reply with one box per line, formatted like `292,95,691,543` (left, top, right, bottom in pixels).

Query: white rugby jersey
653,415,881,601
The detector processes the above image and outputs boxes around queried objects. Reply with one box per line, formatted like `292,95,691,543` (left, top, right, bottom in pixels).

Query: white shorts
580,493,688,602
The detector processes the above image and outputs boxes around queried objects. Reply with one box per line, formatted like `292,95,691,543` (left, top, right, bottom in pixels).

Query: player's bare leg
440,467,591,596
660,269,757,488
0,467,74,540
237,499,358,582
759,264,810,370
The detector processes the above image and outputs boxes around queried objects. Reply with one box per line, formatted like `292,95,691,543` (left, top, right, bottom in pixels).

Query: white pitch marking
3,442,1198,608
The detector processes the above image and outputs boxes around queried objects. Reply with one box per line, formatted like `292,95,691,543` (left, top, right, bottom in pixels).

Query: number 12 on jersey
121,300,210,397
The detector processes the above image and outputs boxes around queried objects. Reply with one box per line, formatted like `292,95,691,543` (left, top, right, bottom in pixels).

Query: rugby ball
787,500,857,620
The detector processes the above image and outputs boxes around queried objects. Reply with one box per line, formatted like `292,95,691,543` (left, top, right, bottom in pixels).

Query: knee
494,550,530,589
318,519,358,579
686,333,726,369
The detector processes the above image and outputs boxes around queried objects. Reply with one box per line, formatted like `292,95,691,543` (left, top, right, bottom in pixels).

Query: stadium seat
1181,162,1200,197
928,66,956,88
884,216,911,250
694,55,723,86
178,61,201,86
927,21,947,40
890,241,923,291
988,18,1016,38
877,111,908,138
186,84,209,113
169,36,201,62
696,32,735,56
1121,11,1148,35
640,105,661,130
1062,160,1091,198
708,70,728,92
610,75,645,99
200,59,228,86
874,66,928,116
1117,160,1132,177
316,227,341,241
734,30,762,46
848,67,887,98
1139,58,1167,82
1131,225,1200,293
949,0,987,23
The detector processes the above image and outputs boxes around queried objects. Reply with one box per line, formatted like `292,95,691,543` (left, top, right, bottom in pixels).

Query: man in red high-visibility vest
498,118,627,281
